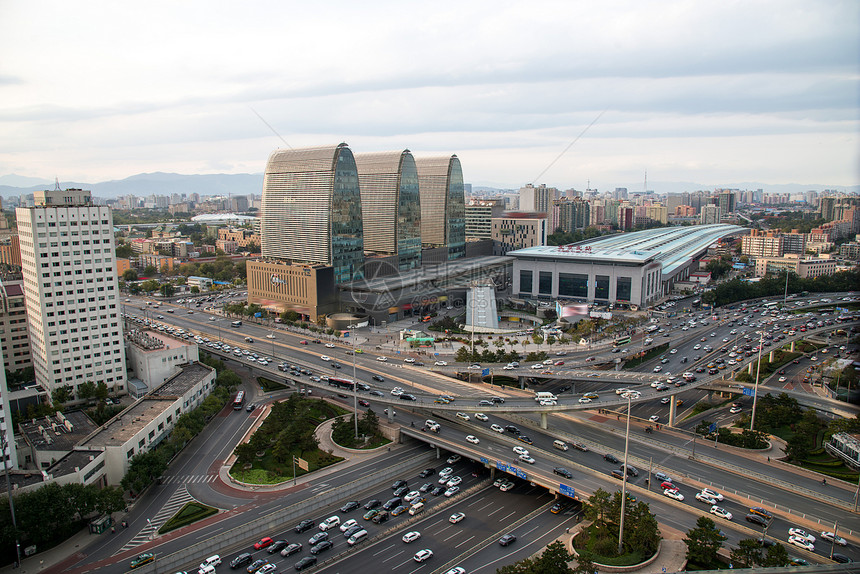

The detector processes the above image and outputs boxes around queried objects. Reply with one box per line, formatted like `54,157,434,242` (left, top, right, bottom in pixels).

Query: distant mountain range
0,172,856,200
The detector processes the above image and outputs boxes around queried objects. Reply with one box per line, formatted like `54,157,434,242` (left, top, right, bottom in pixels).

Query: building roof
151,361,214,397
47,449,103,479
19,411,98,453
509,224,746,275
78,397,178,448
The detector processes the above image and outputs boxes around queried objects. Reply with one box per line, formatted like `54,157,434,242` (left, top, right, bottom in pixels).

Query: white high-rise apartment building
17,188,126,401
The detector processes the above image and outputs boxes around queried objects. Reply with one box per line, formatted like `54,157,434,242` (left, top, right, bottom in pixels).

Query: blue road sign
342,331,349,337
479,457,488,464
482,368,490,377
559,483,576,499
496,461,508,471
708,423,717,433
742,387,754,396
516,469,527,480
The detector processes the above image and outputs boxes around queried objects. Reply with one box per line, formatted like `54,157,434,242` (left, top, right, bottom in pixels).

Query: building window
616,277,632,302
519,270,532,294
558,273,588,298
538,271,553,296
595,276,610,300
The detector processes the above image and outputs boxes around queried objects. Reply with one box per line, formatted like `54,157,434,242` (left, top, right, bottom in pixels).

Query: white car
653,366,662,373
320,355,331,361
616,388,631,395
709,505,733,520
376,356,388,362
670,348,678,354
513,446,529,456
324,343,335,348
456,412,470,421
700,488,724,501
466,435,479,444
340,518,358,532
444,486,460,497
820,531,847,546
402,531,421,543
390,388,403,396
663,489,684,501
438,467,454,479
475,413,488,422
490,423,504,433
729,406,742,414
695,492,717,505
502,365,515,370
434,361,448,366
449,512,465,524
319,515,341,530
404,357,415,363
446,476,462,487
621,391,641,399
518,454,536,464
788,535,814,552
403,491,421,503
778,376,787,382
530,364,544,370
578,397,592,404
649,415,660,423
413,549,433,563
788,528,816,543
446,454,461,464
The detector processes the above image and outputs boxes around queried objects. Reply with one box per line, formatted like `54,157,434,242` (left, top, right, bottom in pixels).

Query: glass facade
595,275,610,300
397,154,421,270
519,269,533,294
616,277,632,302
416,155,465,260
539,271,553,295
558,273,588,298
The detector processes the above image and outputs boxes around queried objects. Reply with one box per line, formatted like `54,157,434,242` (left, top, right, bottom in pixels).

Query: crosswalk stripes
158,473,218,485
115,484,197,554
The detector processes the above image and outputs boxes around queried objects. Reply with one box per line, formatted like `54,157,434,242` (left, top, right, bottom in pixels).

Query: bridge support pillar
748,362,754,375
518,376,526,390
436,446,442,459
540,412,548,429
769,350,775,362
790,341,795,352
668,396,676,427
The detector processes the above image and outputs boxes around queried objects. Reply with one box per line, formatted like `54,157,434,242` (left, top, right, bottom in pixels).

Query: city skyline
1,1,858,188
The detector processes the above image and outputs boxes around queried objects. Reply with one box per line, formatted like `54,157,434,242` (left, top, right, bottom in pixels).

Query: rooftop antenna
54,177,61,191
644,169,647,193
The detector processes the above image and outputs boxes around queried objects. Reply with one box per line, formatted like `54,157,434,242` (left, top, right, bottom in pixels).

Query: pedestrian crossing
116,484,197,553
158,473,219,485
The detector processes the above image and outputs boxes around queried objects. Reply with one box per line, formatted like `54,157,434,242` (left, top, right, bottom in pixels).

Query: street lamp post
350,324,359,439
749,329,765,431
618,394,632,554
0,432,22,568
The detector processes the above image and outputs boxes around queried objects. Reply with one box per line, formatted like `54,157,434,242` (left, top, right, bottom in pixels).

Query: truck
534,392,558,402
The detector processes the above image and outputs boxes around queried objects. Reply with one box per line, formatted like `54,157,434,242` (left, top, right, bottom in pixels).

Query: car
392,479,408,490
246,403,256,413
518,454,536,464
246,559,268,574
578,397,592,404
663,489,684,501
449,512,466,524
393,485,409,497
788,528,816,543
696,492,717,505
660,481,675,491
820,531,848,546
402,531,422,543
318,516,340,530
294,519,314,533
293,556,317,571
654,472,672,483
456,412,470,421
504,424,520,434
446,476,462,487
515,434,532,445
372,510,390,523
729,406,742,414
649,415,660,423
419,468,435,478
550,502,564,514
364,498,381,510
338,518,359,533
231,553,254,568
444,486,460,497
413,549,434,563
369,390,384,397
831,553,853,563
255,564,277,574
745,514,769,527
358,399,370,407
788,535,815,552
572,442,589,452
478,399,494,407
490,423,504,433
434,361,448,366
376,356,388,362
778,376,787,382
363,508,380,520
710,506,733,520
749,507,773,520
553,467,573,478
653,366,662,373
404,490,422,503
700,488,724,502
439,467,454,479
319,355,330,361
280,543,302,557
469,364,482,369
499,533,517,546
308,532,329,545
475,413,488,421
130,553,155,569
372,375,385,382
603,453,619,463
310,540,334,554
388,504,407,516
339,500,360,513
383,497,402,510
254,537,274,550
513,446,529,456
499,481,515,492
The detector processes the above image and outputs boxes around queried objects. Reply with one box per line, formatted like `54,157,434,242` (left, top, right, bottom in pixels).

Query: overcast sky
1,0,858,190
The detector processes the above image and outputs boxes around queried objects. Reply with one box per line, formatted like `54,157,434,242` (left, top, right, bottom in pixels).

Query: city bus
691,298,701,308
233,390,245,410
613,336,632,347
327,378,370,392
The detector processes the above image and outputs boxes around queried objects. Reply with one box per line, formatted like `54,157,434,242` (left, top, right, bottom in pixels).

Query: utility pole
0,432,22,567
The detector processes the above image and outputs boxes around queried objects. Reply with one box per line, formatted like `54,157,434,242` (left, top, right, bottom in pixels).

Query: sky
1,0,858,191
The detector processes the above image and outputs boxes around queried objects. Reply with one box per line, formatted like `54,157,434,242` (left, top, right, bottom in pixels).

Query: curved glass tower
354,150,421,271
261,143,364,284
416,155,465,260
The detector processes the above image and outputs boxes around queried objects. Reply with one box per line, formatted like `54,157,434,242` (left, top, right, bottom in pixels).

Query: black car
310,540,333,555
393,485,409,497
230,553,253,569
620,464,639,477
399,393,416,401
610,470,625,480
280,543,302,557
431,486,445,496
419,482,433,493
372,510,389,524
756,538,775,548
745,514,769,527
372,375,385,382
294,556,317,571
603,453,619,463
505,425,519,434
382,497,402,510
392,479,408,490
364,499,381,510
294,519,315,533
369,390,385,397
831,553,853,564
267,540,288,554
418,468,435,478
491,396,505,404
308,532,328,546
343,525,363,538
553,467,573,479
340,501,360,513
499,533,517,547
331,362,341,369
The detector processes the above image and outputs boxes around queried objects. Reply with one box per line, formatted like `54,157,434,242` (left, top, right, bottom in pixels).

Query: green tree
116,243,134,258
585,488,612,526
143,265,157,276
190,285,200,294
123,268,139,281
160,283,176,297
571,549,596,574
497,540,573,573
51,385,73,405
684,516,727,567
95,382,109,402
233,442,257,466
762,542,790,567
730,538,763,568
77,381,96,401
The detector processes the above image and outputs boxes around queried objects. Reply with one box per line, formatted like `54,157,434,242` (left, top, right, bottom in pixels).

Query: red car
300,340,308,345
660,481,675,491
254,537,274,550
358,399,370,407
